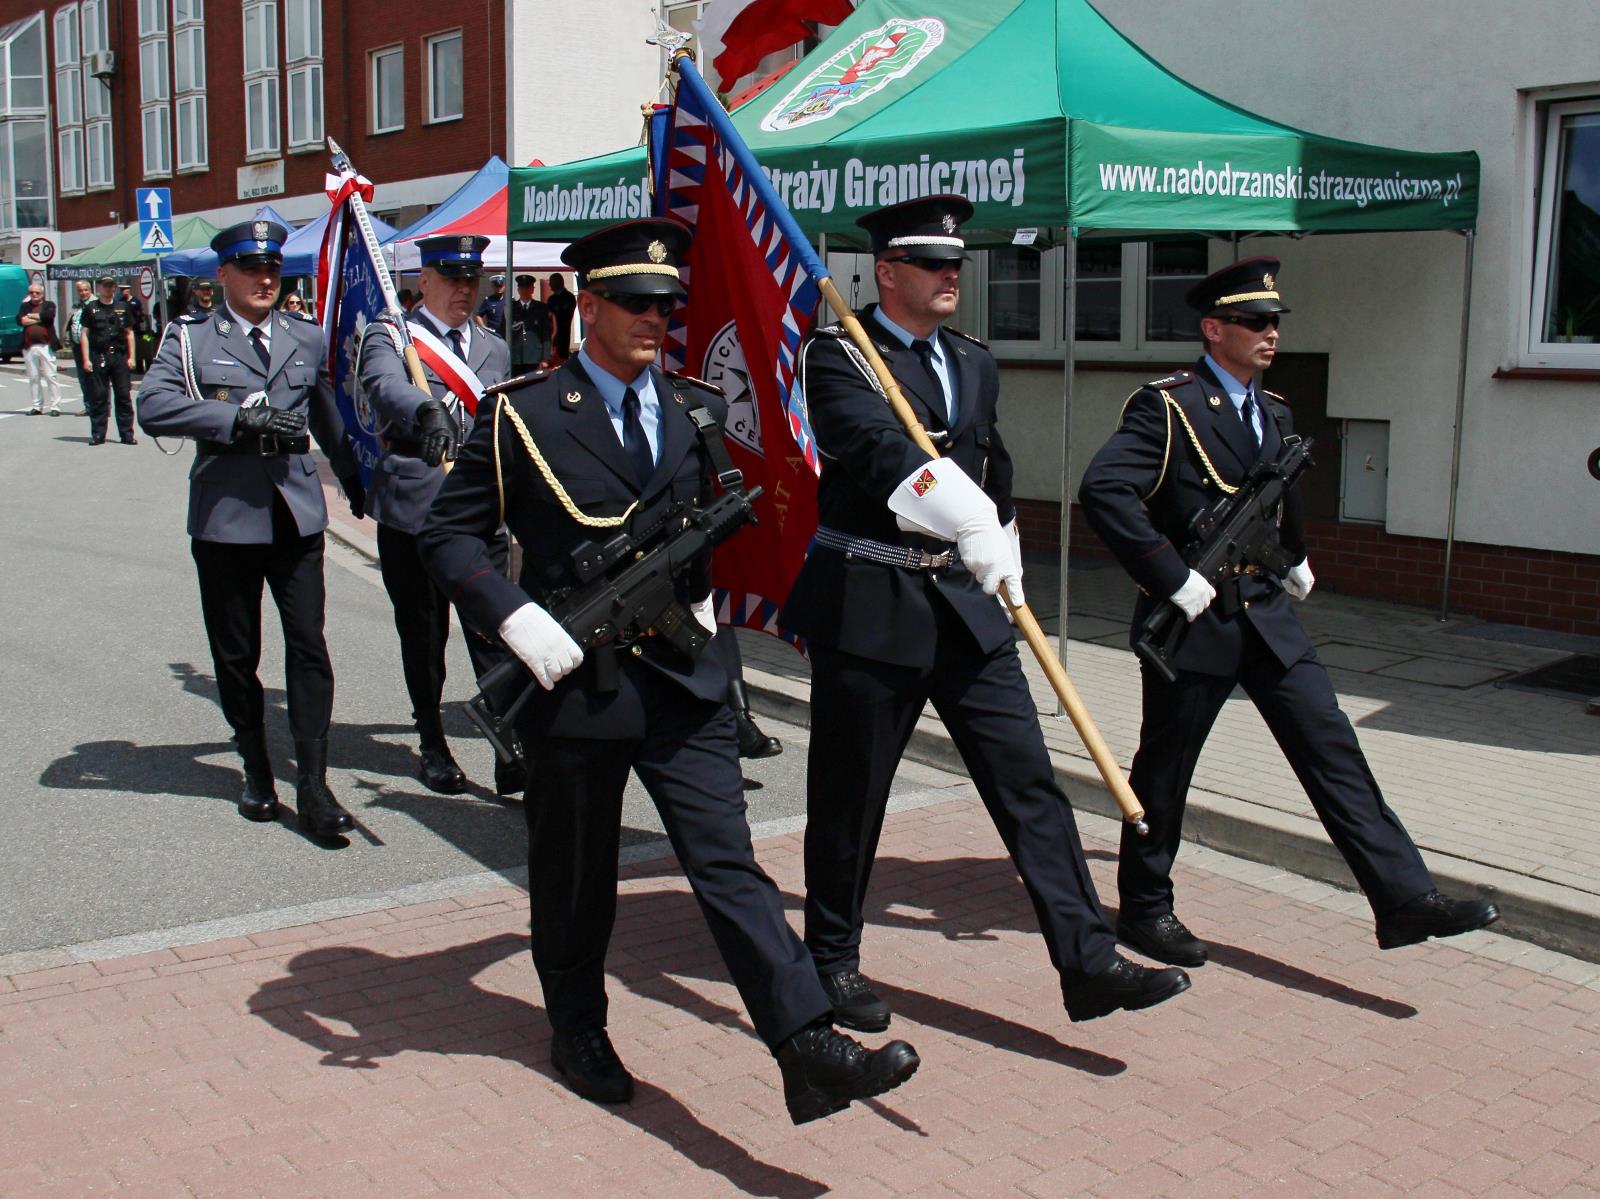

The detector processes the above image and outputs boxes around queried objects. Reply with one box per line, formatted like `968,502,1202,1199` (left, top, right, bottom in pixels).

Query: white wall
1083,0,1600,555
506,1,665,167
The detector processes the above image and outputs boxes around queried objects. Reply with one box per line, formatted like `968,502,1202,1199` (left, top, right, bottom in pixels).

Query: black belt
198,434,311,456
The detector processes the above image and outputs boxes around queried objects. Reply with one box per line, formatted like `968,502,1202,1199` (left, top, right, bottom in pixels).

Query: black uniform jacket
778,305,1017,669
418,357,731,739
1077,358,1313,678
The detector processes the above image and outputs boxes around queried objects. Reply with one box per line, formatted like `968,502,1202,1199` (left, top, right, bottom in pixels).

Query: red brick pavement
5,800,1598,1198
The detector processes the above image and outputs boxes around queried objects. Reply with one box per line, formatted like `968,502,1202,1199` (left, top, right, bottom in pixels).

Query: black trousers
1122,621,1434,920
190,498,334,742
86,355,133,441
804,592,1119,980
522,670,827,1050
376,523,512,746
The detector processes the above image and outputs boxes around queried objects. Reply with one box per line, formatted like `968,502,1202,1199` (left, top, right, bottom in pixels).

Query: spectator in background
508,273,552,374
119,284,155,374
398,288,418,313
280,292,307,316
547,272,576,360
187,279,216,316
474,273,507,338
18,280,62,416
64,279,95,414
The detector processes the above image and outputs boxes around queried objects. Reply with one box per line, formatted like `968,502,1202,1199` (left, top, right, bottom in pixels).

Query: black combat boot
729,679,782,759
775,1022,920,1125
293,739,355,838
235,727,279,822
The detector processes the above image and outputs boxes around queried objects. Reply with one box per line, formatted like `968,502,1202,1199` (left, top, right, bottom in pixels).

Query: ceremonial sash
407,322,486,417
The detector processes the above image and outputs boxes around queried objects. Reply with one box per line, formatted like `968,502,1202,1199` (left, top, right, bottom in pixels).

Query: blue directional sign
137,187,175,255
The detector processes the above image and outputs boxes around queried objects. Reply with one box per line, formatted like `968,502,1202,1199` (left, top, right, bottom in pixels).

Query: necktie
1240,393,1260,450
248,328,270,372
447,328,465,361
910,338,948,421
621,387,654,487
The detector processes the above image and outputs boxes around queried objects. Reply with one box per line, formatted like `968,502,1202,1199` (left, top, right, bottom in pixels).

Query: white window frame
57,125,84,193
242,0,279,159
971,239,1214,362
54,6,85,195
286,62,321,148
176,92,206,170
85,117,112,189
141,103,171,176
80,0,107,55
424,29,462,124
370,44,402,134
1521,90,1600,369
138,0,167,37
173,24,205,93
284,0,320,63
139,37,169,104
172,2,206,171
172,0,204,23
242,0,277,74
244,74,279,157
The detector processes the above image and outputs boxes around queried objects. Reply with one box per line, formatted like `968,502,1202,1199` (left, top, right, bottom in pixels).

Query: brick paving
4,795,1599,1198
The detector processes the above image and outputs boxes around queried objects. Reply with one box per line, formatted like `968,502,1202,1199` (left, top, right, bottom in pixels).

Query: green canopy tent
47,215,221,281
508,0,1483,619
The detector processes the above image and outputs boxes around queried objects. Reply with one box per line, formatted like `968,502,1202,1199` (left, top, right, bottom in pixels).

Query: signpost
137,188,175,255
22,230,60,269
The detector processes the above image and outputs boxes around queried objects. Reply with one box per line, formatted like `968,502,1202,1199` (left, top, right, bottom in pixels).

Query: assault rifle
465,485,763,763
1134,435,1314,685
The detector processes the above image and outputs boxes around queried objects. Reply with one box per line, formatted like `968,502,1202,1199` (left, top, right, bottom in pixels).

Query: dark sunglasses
1215,313,1281,332
592,289,676,318
884,255,966,273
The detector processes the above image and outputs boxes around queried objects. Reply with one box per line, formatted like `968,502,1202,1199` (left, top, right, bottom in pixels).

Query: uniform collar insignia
565,390,581,404
673,391,685,404
277,315,289,330
218,319,232,334
1207,394,1222,407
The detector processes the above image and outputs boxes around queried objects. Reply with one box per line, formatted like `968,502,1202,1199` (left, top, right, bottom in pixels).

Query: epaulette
484,369,550,397
663,369,725,398
1144,369,1195,389
944,326,988,350
809,322,846,339
1261,388,1288,403
175,311,210,324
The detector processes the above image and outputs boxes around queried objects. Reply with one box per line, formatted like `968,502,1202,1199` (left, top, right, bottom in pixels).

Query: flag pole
661,51,1146,835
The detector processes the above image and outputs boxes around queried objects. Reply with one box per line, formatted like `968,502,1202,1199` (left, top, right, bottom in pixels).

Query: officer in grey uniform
137,220,366,840
358,233,523,796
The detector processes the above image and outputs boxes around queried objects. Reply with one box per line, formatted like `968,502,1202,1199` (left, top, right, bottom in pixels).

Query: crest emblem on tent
760,18,946,133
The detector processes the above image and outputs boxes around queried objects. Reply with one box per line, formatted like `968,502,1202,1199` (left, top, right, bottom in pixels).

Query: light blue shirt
1204,353,1261,444
578,346,660,463
876,309,958,425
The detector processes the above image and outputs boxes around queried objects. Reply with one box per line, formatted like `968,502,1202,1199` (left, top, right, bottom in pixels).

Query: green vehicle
0,263,31,362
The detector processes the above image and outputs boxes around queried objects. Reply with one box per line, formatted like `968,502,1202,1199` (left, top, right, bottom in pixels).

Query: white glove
1283,558,1315,601
887,458,1018,598
690,594,718,636
498,602,584,690
999,519,1025,615
1170,570,1217,623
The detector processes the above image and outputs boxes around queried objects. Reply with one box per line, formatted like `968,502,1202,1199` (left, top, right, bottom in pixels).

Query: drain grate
1500,653,1600,699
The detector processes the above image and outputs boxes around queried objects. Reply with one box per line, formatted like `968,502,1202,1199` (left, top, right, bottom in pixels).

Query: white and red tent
388,155,569,273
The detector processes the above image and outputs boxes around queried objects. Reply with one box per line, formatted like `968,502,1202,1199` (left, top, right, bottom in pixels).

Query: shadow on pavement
250,934,829,1198
1207,939,1418,1019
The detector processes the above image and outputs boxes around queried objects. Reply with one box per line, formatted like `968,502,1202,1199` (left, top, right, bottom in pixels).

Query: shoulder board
1145,369,1195,389
484,370,550,397
809,322,846,340
943,326,988,349
663,369,725,398
1261,388,1288,403
175,312,210,325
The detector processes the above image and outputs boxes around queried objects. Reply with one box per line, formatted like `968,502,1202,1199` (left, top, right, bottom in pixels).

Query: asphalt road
0,363,963,956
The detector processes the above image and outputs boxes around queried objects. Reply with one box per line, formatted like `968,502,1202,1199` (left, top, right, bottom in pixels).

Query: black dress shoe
294,739,354,838
494,758,527,798
819,968,891,1032
120,435,138,445
550,1028,634,1105
89,435,105,445
729,680,782,759
238,771,279,822
418,746,467,795
776,1023,919,1125
1062,955,1191,1023
1117,913,1208,967
1376,890,1500,950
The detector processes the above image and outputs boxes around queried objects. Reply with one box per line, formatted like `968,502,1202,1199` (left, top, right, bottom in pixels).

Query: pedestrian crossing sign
140,223,175,253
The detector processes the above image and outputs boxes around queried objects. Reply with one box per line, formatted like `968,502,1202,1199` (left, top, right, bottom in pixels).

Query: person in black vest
1078,258,1499,967
781,196,1191,1031
418,218,920,1123
78,276,136,445
546,272,576,360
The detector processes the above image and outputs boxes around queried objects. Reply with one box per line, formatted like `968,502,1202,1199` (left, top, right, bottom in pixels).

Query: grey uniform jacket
137,309,358,544
358,311,511,535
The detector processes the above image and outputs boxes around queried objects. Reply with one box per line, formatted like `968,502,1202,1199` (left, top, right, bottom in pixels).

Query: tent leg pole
1439,227,1476,622
1054,233,1077,715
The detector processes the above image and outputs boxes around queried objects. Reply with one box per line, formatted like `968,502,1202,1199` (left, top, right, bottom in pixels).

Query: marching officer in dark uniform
359,233,523,796
1078,257,1499,966
418,218,920,1123
78,275,137,445
137,220,367,840
781,196,1190,1030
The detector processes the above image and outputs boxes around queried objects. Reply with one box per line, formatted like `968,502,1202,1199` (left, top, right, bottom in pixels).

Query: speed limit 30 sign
23,231,60,267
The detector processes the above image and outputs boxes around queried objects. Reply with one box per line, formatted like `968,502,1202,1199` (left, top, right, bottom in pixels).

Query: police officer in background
78,275,137,446
137,220,367,841
419,218,920,1123
1078,258,1499,966
187,278,216,316
474,272,507,337
782,196,1191,1030
359,234,523,796
508,273,552,374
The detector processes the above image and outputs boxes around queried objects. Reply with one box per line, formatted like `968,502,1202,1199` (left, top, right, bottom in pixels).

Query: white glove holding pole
999,518,1025,616
690,594,718,636
887,458,1019,598
498,602,584,690
1170,570,1217,622
1283,558,1315,601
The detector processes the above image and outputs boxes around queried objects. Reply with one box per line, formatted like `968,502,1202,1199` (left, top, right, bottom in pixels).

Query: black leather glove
414,398,459,468
233,405,307,438
340,474,366,520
